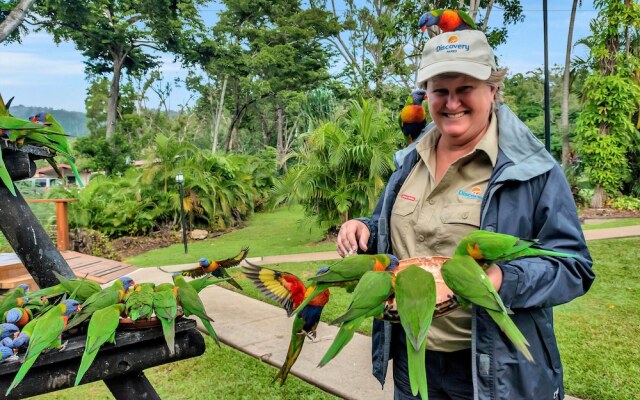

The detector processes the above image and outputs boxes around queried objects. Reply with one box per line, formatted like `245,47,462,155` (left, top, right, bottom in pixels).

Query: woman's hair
420,68,509,111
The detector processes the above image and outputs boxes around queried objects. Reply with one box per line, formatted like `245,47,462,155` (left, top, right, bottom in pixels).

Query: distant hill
9,105,89,137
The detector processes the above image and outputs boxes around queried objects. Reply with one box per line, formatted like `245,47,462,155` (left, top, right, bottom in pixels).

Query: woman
336,30,594,400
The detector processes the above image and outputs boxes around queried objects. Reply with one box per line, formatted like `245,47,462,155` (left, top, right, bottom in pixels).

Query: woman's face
426,74,497,147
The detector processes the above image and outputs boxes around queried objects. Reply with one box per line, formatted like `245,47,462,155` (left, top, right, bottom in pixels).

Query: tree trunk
590,184,606,208
106,50,125,141
212,76,228,153
0,0,36,43
561,0,579,166
276,106,284,164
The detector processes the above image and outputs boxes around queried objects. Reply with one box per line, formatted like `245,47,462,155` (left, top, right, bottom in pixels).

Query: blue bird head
12,332,30,348
32,112,47,123
17,284,29,293
4,308,22,325
419,12,439,31
198,258,210,268
0,346,14,360
119,276,135,291
62,299,82,316
0,324,19,339
411,89,427,105
0,337,13,348
385,254,400,272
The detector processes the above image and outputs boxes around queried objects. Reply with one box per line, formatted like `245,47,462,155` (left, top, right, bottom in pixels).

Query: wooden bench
0,251,138,290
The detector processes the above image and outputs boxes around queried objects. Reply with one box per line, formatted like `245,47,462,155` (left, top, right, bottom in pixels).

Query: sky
0,1,599,113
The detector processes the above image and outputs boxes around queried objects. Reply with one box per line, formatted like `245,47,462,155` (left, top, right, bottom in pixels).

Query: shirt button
462,212,469,219
428,199,435,205
418,235,425,242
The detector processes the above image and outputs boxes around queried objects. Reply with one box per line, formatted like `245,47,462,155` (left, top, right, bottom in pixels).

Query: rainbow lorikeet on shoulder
395,265,437,399
6,299,82,396
243,262,330,385
177,247,249,290
172,273,220,347
65,276,134,331
441,255,533,361
74,303,125,386
454,230,577,269
399,89,427,144
319,270,394,367
419,9,476,33
292,253,399,316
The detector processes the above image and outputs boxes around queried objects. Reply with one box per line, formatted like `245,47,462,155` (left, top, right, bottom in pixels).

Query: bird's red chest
373,259,386,272
439,10,462,32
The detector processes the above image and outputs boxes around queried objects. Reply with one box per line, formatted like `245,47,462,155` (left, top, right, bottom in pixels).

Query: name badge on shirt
457,185,484,202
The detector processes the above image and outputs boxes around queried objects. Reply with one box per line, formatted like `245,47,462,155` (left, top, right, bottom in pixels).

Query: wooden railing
25,199,78,251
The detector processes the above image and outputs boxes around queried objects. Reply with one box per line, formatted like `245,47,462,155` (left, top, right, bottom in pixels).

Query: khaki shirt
390,114,498,351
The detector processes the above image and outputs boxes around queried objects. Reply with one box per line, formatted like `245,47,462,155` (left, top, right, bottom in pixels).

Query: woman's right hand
336,220,370,257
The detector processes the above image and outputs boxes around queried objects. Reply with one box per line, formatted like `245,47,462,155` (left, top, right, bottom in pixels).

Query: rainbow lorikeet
395,265,437,399
319,271,394,367
0,284,29,316
153,284,179,355
0,346,16,361
74,303,125,386
4,308,32,328
419,9,476,33
172,273,220,347
6,299,82,396
177,247,249,290
65,276,134,331
441,255,533,361
28,271,102,303
292,253,399,316
124,282,155,321
454,229,576,269
399,89,427,144
0,323,19,340
243,262,330,385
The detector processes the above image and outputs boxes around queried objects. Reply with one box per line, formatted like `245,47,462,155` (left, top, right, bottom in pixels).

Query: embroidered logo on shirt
458,186,483,200
400,193,416,202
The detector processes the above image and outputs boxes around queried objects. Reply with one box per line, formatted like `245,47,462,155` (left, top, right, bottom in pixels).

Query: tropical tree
0,0,36,43
574,0,640,207
561,0,582,166
271,98,401,231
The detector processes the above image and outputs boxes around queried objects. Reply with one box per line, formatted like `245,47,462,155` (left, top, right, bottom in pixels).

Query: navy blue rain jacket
357,104,594,400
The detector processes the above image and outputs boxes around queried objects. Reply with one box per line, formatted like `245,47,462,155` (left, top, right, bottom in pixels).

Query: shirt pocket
392,195,419,217
440,203,481,228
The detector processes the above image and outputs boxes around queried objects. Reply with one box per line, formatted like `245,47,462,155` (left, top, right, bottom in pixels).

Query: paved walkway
126,225,640,400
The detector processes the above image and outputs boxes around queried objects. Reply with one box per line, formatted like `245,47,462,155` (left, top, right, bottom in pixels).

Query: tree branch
0,0,37,43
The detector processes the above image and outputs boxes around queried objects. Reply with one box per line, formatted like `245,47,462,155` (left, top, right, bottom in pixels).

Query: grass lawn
28,336,338,400
581,218,640,230
126,207,336,267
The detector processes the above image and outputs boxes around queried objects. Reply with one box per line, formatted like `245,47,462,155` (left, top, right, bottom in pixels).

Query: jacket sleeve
497,165,595,309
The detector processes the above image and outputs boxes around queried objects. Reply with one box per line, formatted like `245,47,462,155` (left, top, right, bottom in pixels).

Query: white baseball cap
417,30,497,86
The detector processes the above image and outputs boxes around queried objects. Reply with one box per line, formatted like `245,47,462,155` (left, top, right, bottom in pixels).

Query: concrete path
126,225,640,399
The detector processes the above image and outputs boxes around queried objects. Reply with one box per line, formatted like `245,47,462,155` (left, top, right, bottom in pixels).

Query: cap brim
417,61,492,86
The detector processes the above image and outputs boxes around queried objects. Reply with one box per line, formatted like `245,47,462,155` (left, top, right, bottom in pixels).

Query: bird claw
58,340,68,352
5,355,19,363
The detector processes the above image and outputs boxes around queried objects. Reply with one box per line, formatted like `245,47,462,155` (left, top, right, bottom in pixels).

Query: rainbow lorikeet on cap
291,253,399,316
454,230,576,269
175,247,249,290
419,9,476,33
243,262,330,385
319,270,394,367
74,303,125,386
399,89,427,144
6,299,82,396
441,255,533,361
395,265,437,399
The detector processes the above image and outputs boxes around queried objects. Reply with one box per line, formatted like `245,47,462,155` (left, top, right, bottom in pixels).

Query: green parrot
292,254,400,315
455,230,576,269
319,271,394,367
28,271,102,303
65,276,134,331
0,284,29,316
395,265,437,399
74,303,125,386
6,299,82,396
153,284,179,355
172,273,220,347
188,274,231,293
125,283,155,321
441,255,533,361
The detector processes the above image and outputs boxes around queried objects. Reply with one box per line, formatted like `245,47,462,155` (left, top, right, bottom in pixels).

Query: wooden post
56,201,69,251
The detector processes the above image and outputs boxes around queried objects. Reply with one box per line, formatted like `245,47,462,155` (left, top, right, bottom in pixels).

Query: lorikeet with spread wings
319,270,394,367
175,247,249,290
243,262,330,385
441,255,533,361
419,9,476,33
292,253,399,316
399,89,427,144
6,299,82,396
74,303,125,386
454,230,576,269
395,265,437,399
